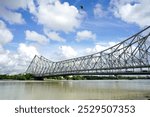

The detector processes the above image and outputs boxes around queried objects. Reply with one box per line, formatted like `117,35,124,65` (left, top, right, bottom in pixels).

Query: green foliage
0,74,33,80
0,74,149,80
0,74,8,79
46,75,86,80
62,75,85,80
46,76,64,80
72,75,86,80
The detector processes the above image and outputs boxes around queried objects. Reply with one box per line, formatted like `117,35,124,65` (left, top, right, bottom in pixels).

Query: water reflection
0,80,150,100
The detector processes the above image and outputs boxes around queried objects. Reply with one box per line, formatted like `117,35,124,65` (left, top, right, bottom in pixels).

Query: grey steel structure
26,26,150,77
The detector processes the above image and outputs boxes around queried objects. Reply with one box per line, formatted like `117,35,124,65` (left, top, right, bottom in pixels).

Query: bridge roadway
26,26,150,79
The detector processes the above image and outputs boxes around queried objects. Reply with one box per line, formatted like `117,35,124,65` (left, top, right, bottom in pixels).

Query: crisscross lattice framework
26,26,150,77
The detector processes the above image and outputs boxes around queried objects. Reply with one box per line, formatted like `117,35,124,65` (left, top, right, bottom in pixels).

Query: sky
0,0,150,74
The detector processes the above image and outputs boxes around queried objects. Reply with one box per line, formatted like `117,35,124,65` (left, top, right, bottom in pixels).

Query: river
0,80,150,100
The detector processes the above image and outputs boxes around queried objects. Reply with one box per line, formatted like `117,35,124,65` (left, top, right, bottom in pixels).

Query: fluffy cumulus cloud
0,45,4,53
76,30,96,42
29,0,82,32
0,43,39,74
94,3,105,18
44,29,65,42
25,30,49,44
56,42,117,60
86,42,117,54
0,0,26,24
18,43,39,60
0,20,13,45
58,45,77,59
110,0,150,27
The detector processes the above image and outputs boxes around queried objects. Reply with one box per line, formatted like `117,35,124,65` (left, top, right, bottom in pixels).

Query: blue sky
0,0,149,74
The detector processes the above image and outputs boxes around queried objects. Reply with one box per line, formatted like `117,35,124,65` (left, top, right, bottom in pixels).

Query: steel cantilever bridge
26,26,150,78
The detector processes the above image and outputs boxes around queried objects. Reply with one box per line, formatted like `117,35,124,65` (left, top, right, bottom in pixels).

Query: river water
0,80,150,100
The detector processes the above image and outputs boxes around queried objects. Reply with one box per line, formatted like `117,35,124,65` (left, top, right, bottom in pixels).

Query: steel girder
26,26,150,77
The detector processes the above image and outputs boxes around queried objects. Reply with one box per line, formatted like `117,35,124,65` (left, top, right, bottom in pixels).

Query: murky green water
0,80,150,100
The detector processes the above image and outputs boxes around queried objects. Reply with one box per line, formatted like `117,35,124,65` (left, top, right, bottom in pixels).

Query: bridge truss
26,26,150,77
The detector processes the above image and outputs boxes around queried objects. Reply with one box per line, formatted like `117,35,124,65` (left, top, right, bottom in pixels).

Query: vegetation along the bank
0,74,150,80
0,74,33,80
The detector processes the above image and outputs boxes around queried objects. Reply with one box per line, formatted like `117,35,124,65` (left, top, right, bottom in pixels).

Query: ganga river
0,80,150,100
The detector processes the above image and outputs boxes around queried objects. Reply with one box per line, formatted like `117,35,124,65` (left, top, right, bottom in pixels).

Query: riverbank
0,74,33,80
45,75,150,80
0,74,150,80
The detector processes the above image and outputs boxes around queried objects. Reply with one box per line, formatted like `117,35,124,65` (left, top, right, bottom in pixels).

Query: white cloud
0,20,13,45
86,42,117,54
58,45,77,59
29,1,82,32
0,50,9,65
0,43,39,74
37,0,59,5
26,0,36,13
110,0,150,27
76,30,96,42
94,3,105,18
79,9,87,19
0,45,4,53
0,0,26,9
18,43,39,59
44,29,65,42
25,30,49,44
0,0,26,24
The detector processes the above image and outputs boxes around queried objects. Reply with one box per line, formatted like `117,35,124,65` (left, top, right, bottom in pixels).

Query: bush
0,74,33,80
